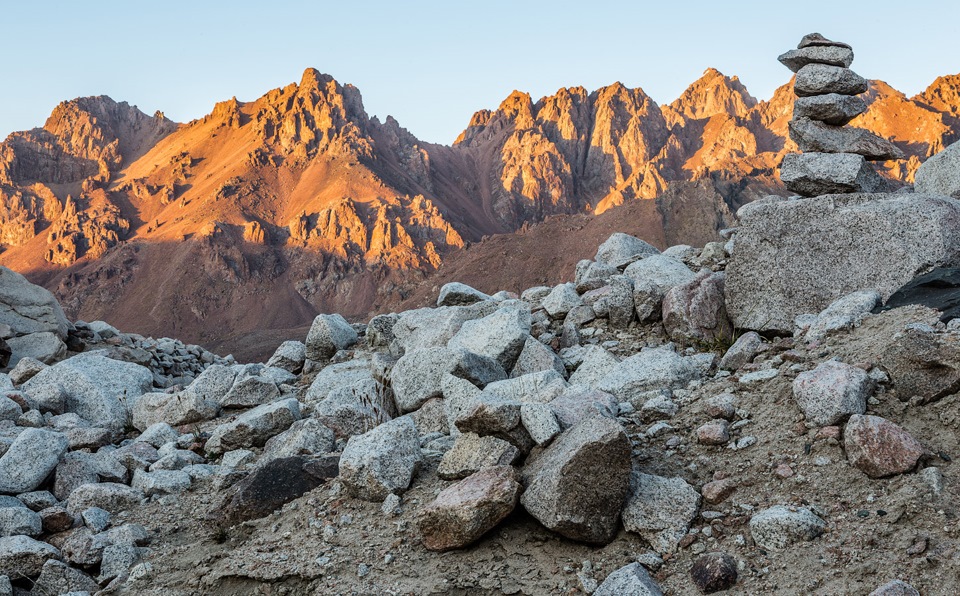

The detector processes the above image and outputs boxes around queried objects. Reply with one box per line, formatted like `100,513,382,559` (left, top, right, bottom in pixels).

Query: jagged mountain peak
664,68,758,127
915,73,960,118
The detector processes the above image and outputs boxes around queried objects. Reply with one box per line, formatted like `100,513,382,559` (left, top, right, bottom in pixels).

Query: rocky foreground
3,34,960,596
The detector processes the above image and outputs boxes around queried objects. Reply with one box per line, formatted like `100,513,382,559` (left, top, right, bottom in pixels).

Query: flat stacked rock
778,33,904,196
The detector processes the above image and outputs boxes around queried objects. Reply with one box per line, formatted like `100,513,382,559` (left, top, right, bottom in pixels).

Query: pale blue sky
1,1,957,144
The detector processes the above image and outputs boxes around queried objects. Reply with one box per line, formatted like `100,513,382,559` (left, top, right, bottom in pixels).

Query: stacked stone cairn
778,33,905,196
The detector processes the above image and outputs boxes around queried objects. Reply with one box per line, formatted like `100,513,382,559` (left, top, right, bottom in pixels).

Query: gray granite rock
0,267,70,338
0,506,42,537
778,45,853,72
314,379,394,438
718,332,763,371
789,118,905,161
0,535,61,577
437,282,491,307
305,314,358,361
392,347,505,414
793,360,870,426
780,152,887,196
540,284,584,319
339,417,422,501
5,332,66,368
749,505,826,551
794,64,867,97
131,390,220,432
204,398,302,455
261,418,335,462
594,562,664,596
793,94,867,125
447,305,531,372
915,140,960,199
622,473,701,555
594,233,660,269
0,428,68,494
437,433,518,480
266,341,306,374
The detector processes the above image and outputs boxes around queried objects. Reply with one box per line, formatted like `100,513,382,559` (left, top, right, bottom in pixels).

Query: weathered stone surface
844,414,924,478
304,359,372,405
622,473,701,554
521,416,631,544
520,403,562,445
915,140,960,199
595,233,659,269
690,552,738,594
726,193,960,332
780,152,887,196
794,64,867,97
65,483,144,514
262,419,336,462
779,45,854,72
218,455,339,525
264,340,306,374
305,313,358,361
419,465,521,551
437,282,491,307
185,364,238,403
662,271,733,344
624,255,696,290
447,305,532,373
314,379,394,438
798,33,851,50
0,535,61,577
0,428,68,494
594,562,664,596
597,347,701,402
32,558,99,594
131,390,219,432
718,332,762,371
802,289,881,342
789,118,905,161
540,284,583,319
219,372,280,408
131,469,191,496
793,94,867,125
9,357,47,386
392,303,495,353
0,267,70,338
0,506,41,537
749,505,826,551
583,277,635,328
510,336,566,379
438,433,518,480
39,506,75,534
23,354,153,431
392,347,505,414
205,398,302,455
482,370,568,405
792,360,870,426
548,387,619,429
5,332,66,367
339,417,422,501
868,580,921,596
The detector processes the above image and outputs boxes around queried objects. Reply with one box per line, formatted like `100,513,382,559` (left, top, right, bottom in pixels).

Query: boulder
0,428,68,494
261,419,335,462
339,417,422,501
314,379,394,438
510,336,566,379
418,466,521,551
568,345,620,388
265,340,306,374
792,360,870,426
131,469,191,497
583,277,636,328
718,332,762,371
437,282,491,306
595,233,659,269
778,45,854,72
219,373,280,408
0,507,41,537
548,387,619,429
844,414,924,478
0,267,70,338
802,289,881,342
64,483,144,514
594,562,664,596
520,403,562,445
392,347,505,414
749,505,826,551
690,552,739,594
914,140,960,199
204,398,302,455
5,332,66,367
520,416,631,544
305,314,358,361
726,193,960,332
482,370,568,405
793,93,866,126
780,152,887,196
793,63,867,96
789,118,904,161
22,354,153,431
868,580,921,596
392,304,494,353
662,271,733,345
597,347,701,402
798,33,852,50
304,359,372,405
185,364,237,403
622,473,702,554
437,433,519,480
0,535,61,577
32,559,99,595
623,255,696,290
131,390,219,432
447,305,531,372
540,284,583,319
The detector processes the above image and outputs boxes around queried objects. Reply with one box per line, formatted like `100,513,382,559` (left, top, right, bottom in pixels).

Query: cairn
778,33,905,196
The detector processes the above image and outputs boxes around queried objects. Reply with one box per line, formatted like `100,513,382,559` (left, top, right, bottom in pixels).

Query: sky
1,1,958,145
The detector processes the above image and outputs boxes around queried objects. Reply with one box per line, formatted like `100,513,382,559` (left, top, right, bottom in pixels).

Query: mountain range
1,66,958,358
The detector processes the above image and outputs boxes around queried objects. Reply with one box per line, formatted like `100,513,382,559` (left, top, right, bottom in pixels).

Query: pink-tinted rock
696,420,730,446
418,466,521,551
773,464,795,479
844,415,923,478
701,478,737,504
662,271,733,344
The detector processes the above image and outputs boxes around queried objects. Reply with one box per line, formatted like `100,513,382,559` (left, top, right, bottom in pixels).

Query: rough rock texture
844,414,924,478
789,118,905,161
265,341,306,374
749,506,827,551
339,417,423,502
219,456,339,525
622,473,702,554
447,307,531,371
690,552,738,594
437,282,490,307
778,45,854,72
661,271,733,344
305,314,358,361
794,64,868,97
438,434,519,481
779,153,887,196
594,233,659,269
5,332,66,367
131,390,220,432
868,580,921,596
392,347,505,414
0,535,61,577
718,332,762,370
520,416,631,544
915,140,960,198
0,428,68,494
0,267,70,338
792,94,867,126
418,466,521,551
726,193,960,332
594,562,664,596
792,360,870,426
204,398,302,455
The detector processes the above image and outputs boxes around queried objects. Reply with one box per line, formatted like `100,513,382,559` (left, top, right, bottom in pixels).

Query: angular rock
794,63,867,97
136,422,179,448
339,417,422,501
803,289,881,342
98,543,143,583
780,152,887,196
304,359,372,405
779,45,854,72
5,332,66,367
483,370,568,405
131,390,219,432
622,473,701,554
131,469,191,497
22,354,153,431
568,345,620,388
0,507,41,537
39,506,75,534
65,483,144,514
915,140,960,199
597,347,701,402
219,373,280,408
521,416,631,544
265,340,306,374
185,364,237,403
520,403,562,445
792,360,870,426
624,255,696,290
32,559,99,594
540,284,583,319
662,271,733,345
726,193,960,332
392,347,505,414
583,277,635,328
844,414,924,478
8,357,46,385
749,505,826,551
595,233,659,269
718,331,762,371
392,304,495,353
447,305,532,372
0,535,61,577
868,580,921,596
594,562,664,596
438,433,518,480
437,282,491,306
261,418,335,462
798,33,852,50
548,387,619,429
218,455,339,525
314,379,394,438
690,552,738,594
510,336,566,379
419,465,521,551
0,428,68,494
305,313,358,361
366,313,399,350
204,398,301,455
0,267,70,338
793,94,867,126
789,118,905,161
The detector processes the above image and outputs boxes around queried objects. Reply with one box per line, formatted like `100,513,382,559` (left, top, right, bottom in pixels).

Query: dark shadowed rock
218,455,339,525
690,552,738,593
879,268,960,322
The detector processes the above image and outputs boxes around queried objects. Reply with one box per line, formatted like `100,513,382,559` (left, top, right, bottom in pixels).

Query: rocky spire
777,33,905,196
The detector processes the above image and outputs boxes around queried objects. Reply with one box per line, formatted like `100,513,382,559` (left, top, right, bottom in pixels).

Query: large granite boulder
726,193,960,332
0,267,70,339
915,140,960,199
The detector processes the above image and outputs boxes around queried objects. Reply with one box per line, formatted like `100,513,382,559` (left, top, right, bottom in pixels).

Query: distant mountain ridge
0,66,957,354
